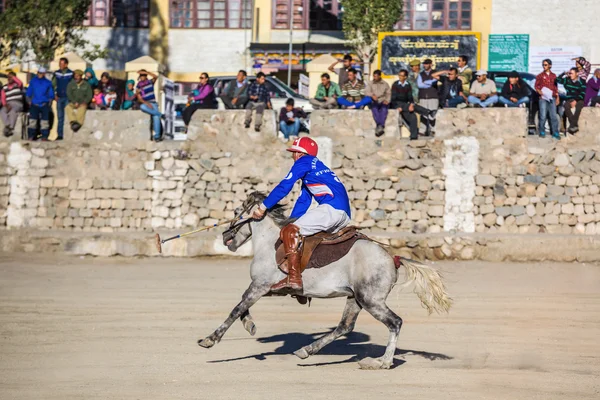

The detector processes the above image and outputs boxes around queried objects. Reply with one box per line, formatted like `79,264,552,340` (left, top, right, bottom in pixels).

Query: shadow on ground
208,330,453,368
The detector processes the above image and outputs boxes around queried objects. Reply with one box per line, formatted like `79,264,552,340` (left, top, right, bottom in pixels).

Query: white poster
161,78,175,139
529,46,582,75
298,74,310,97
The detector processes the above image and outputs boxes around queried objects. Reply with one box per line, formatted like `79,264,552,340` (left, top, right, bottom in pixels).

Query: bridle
223,197,256,239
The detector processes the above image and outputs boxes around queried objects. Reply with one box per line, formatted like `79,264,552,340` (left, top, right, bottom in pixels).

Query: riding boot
271,224,303,292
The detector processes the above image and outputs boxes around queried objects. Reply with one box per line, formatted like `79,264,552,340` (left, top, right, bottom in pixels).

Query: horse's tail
394,256,453,315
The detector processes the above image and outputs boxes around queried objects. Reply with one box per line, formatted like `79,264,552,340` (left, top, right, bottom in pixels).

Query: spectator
121,80,137,110
183,73,217,127
366,69,391,137
84,67,98,89
391,69,420,140
499,71,530,108
26,67,54,141
136,69,163,142
52,57,73,141
91,87,105,110
279,98,307,140
244,72,272,132
408,59,421,103
310,73,342,110
557,67,587,134
534,59,560,139
98,72,113,94
417,59,444,136
457,55,473,96
573,57,592,81
584,69,600,107
439,68,468,108
104,86,118,110
65,69,92,132
220,70,249,109
0,71,24,137
467,70,499,108
337,69,371,109
328,54,361,86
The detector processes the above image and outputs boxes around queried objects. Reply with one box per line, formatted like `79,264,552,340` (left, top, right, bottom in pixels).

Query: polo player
252,137,351,292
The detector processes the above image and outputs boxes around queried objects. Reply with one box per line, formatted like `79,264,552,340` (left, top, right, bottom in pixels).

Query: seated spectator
90,87,105,110
585,69,600,107
557,67,587,134
104,86,118,110
136,69,163,142
390,69,435,140
66,69,92,132
439,68,468,109
183,73,217,127
84,67,98,89
97,72,113,94
121,80,137,110
310,73,342,110
279,98,307,140
468,70,498,108
220,70,249,109
366,69,391,137
0,71,24,137
499,71,530,108
573,57,592,81
337,69,371,109
244,72,272,132
457,55,473,96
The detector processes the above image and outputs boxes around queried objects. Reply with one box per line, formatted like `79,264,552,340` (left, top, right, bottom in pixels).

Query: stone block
476,175,496,187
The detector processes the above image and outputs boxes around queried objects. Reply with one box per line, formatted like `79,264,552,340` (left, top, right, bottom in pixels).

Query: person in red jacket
534,59,560,139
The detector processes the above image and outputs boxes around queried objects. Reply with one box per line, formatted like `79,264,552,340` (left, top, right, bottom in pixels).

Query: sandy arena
0,254,599,399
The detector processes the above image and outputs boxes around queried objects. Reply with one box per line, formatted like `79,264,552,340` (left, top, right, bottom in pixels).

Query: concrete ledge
186,110,278,141
310,110,400,138
64,110,151,142
2,229,600,262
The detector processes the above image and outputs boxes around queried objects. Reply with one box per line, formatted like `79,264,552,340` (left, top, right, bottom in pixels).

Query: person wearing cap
467,70,499,108
52,57,73,140
534,59,560,139
0,71,24,137
499,71,530,108
417,59,446,136
585,69,600,107
557,67,587,134
136,69,163,141
251,136,351,293
66,69,92,133
408,59,421,102
25,67,54,141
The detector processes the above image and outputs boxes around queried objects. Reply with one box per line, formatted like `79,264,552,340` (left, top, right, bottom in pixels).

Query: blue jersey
262,155,351,219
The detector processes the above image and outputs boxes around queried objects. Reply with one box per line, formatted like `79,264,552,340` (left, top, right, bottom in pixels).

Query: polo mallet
154,216,243,254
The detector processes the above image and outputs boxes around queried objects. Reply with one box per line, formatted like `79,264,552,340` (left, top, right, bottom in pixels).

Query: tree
0,0,107,65
341,0,404,76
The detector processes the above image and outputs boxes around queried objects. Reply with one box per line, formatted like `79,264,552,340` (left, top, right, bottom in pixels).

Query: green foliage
0,0,106,64
341,0,404,63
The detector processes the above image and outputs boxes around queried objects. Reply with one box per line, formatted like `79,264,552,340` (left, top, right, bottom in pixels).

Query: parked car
209,75,313,112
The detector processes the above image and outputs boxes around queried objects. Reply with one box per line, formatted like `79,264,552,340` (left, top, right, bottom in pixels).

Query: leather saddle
275,226,368,273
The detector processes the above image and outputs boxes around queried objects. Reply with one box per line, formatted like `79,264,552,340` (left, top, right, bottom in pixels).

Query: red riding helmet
286,136,318,157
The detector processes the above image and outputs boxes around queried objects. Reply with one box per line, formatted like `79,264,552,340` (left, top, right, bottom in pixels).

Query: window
83,0,150,28
273,0,307,29
309,0,341,30
0,0,6,13
170,0,252,28
398,0,471,31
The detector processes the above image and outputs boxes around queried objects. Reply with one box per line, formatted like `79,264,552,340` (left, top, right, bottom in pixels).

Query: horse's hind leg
294,297,362,359
356,295,402,370
198,282,269,348
240,310,256,336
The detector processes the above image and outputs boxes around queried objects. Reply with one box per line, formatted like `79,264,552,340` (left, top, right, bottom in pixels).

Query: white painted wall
85,27,150,71
168,30,252,73
491,0,600,63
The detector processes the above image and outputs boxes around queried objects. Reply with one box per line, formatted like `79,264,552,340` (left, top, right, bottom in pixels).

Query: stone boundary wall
1,108,600,259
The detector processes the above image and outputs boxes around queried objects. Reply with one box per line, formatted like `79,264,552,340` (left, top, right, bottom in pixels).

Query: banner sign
488,34,529,72
378,32,480,78
529,46,582,75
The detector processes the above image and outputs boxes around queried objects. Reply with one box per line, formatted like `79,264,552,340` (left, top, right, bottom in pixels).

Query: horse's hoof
294,348,310,359
242,319,257,336
358,357,391,370
197,337,215,348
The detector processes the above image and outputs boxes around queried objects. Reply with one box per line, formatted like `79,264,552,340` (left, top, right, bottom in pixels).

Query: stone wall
2,108,600,259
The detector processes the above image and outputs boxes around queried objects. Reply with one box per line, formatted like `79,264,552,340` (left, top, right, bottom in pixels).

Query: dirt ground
0,254,599,400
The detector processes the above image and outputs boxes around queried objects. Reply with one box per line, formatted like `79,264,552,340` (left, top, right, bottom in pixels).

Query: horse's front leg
240,310,256,336
198,282,270,348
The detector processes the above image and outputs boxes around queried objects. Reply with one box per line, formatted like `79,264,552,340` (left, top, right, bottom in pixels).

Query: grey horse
198,192,452,369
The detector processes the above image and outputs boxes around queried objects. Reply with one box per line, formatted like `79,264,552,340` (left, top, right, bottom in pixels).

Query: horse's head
222,192,266,252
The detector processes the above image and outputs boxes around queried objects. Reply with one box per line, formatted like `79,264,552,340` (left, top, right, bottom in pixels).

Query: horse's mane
248,192,292,227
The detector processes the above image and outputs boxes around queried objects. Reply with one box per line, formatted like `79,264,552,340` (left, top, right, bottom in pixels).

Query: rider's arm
289,186,312,219
261,159,311,210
